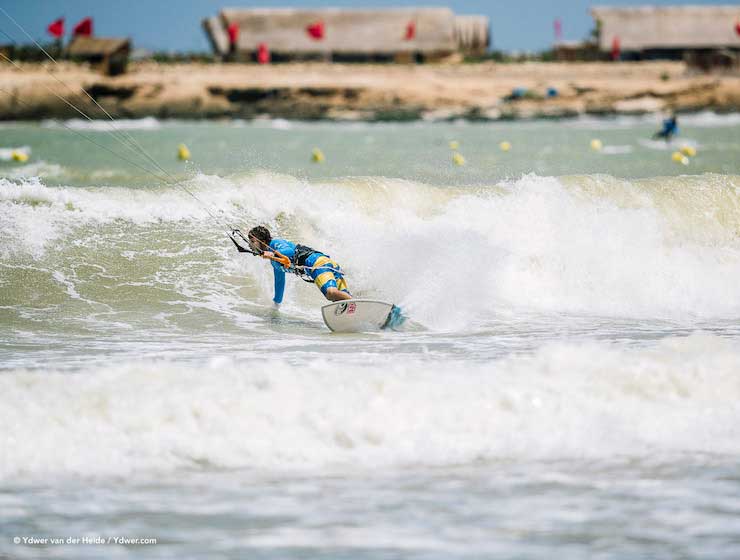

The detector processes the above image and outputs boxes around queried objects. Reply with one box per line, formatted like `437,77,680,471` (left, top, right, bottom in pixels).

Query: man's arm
272,261,286,304
266,238,294,304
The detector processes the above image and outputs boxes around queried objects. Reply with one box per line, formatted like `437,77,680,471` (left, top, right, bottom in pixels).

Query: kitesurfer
246,226,352,305
653,114,678,141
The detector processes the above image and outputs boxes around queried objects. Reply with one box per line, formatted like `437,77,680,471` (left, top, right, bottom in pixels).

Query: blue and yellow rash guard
269,238,350,304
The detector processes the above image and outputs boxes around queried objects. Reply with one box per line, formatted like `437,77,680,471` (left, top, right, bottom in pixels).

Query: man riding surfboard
246,226,352,305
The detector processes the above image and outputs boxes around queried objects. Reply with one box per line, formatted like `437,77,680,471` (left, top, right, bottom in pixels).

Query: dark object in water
653,115,678,141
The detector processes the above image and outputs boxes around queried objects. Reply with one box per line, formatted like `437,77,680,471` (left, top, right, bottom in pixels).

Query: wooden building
67,36,131,76
591,5,740,70
203,7,489,62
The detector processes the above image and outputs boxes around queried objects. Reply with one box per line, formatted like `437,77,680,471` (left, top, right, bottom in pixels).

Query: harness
284,244,320,283
292,244,317,268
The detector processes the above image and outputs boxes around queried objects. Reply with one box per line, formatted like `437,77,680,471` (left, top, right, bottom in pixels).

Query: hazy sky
0,0,730,53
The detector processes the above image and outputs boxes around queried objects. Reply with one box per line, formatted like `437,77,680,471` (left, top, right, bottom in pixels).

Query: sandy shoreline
1,61,739,121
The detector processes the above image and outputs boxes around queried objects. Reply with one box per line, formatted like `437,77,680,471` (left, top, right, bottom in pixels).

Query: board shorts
309,256,350,296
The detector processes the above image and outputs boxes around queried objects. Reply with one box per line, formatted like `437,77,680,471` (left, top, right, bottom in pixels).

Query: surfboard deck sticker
321,299,404,332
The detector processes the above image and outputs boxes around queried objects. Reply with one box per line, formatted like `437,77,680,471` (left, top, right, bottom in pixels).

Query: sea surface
2,114,740,559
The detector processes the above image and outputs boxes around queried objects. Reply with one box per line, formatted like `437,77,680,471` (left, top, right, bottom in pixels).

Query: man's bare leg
325,287,352,301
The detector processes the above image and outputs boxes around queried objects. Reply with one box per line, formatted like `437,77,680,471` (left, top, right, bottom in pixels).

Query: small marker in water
449,140,460,150
499,141,511,152
680,145,696,157
671,151,689,166
590,139,603,151
311,148,325,163
452,152,466,166
177,144,191,161
10,150,29,163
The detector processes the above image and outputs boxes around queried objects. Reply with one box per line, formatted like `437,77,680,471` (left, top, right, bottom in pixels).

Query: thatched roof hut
226,7,454,57
67,36,130,75
203,7,488,62
592,6,740,52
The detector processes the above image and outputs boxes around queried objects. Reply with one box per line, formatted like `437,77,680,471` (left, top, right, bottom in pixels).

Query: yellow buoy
177,143,191,161
680,145,696,157
11,150,29,163
499,141,511,152
449,140,460,150
452,152,466,166
590,139,603,151
671,151,689,166
311,148,325,163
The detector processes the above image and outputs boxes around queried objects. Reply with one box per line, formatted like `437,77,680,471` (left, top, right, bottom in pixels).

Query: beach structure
66,36,131,76
454,15,490,57
592,5,740,71
203,17,231,59
202,7,489,62
553,40,601,62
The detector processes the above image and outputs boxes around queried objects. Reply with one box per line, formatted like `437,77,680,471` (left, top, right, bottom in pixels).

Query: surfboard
321,299,404,333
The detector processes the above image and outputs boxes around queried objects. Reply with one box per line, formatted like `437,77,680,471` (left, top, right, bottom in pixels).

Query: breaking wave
2,172,740,326
1,333,739,481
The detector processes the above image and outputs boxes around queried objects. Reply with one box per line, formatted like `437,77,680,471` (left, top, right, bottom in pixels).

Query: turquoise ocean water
2,114,740,558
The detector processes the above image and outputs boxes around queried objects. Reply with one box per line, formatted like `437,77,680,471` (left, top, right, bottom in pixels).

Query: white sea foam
3,172,740,320
601,145,633,155
0,160,64,180
251,117,294,130
1,333,738,481
41,117,162,131
566,112,740,130
638,138,699,151
565,114,661,130
678,111,740,128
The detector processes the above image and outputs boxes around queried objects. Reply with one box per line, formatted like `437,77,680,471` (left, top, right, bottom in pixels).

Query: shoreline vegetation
1,60,739,122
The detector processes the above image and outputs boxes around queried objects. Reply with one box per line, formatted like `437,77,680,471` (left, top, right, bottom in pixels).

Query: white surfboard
321,299,403,333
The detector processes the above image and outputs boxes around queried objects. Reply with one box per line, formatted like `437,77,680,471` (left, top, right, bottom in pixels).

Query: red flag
227,22,239,45
735,21,740,36
306,21,324,40
554,19,562,41
611,37,621,61
404,21,415,41
47,17,64,39
73,17,93,37
257,43,270,64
